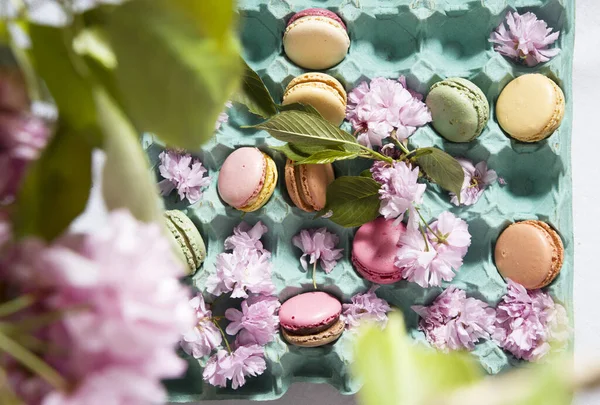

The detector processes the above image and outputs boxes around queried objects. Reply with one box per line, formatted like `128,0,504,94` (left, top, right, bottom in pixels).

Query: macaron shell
283,16,350,70
240,153,278,212
282,75,347,126
300,163,335,211
284,159,314,212
494,220,564,289
426,78,489,142
218,147,265,209
279,291,342,332
496,74,565,142
287,8,347,30
352,217,406,284
282,318,344,348
164,210,206,275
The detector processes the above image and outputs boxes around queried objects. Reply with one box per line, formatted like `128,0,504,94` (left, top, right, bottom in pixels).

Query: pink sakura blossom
450,158,497,206
342,286,391,329
224,221,269,255
225,295,280,346
292,228,343,274
490,11,560,67
346,76,431,148
412,286,496,351
206,249,275,299
180,295,223,359
2,209,195,405
0,112,51,202
493,280,570,362
215,101,233,131
395,212,471,288
372,161,426,230
158,150,211,204
203,345,267,389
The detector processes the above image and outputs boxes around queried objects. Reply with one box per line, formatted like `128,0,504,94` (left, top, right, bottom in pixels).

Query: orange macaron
494,220,564,289
284,159,335,212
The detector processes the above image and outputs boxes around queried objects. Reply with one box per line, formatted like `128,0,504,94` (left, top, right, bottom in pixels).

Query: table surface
190,0,600,403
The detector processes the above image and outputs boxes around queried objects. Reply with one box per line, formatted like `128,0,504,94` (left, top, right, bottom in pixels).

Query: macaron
282,73,347,126
494,220,564,290
283,8,350,70
496,74,565,142
218,147,278,212
164,210,206,275
352,217,406,284
426,78,490,143
284,159,335,212
279,291,344,347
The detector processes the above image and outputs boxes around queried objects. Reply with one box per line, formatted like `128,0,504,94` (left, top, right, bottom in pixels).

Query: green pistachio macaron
426,78,489,143
164,210,206,275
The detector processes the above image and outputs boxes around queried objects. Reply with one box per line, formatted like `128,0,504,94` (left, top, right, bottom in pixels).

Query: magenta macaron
352,217,406,284
217,147,278,212
279,291,344,347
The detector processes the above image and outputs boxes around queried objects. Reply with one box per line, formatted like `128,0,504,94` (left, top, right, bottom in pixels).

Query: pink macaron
279,291,344,347
352,217,406,284
217,147,278,212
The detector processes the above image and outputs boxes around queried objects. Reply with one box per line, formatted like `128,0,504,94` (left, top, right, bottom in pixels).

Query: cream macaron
283,8,350,70
496,74,565,142
282,73,347,126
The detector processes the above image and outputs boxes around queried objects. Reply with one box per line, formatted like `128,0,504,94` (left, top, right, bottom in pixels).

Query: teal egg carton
147,0,575,401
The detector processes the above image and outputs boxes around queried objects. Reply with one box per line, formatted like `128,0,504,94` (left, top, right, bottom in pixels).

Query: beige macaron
282,73,347,126
496,74,565,142
494,220,564,290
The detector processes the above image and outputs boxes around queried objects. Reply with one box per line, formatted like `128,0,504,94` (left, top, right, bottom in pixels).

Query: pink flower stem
415,207,443,240
419,225,430,253
357,144,394,163
212,319,232,354
390,136,411,156
312,261,317,289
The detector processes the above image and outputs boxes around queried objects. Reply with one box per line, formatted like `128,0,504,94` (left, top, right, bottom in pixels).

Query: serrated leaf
416,147,464,195
15,123,94,240
318,176,381,228
232,59,277,119
297,150,359,165
277,102,323,117
254,110,359,146
270,144,308,162
106,0,241,150
94,90,163,224
354,313,483,405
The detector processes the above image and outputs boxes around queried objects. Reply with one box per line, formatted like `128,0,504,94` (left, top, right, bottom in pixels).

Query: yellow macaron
281,73,347,126
496,74,565,142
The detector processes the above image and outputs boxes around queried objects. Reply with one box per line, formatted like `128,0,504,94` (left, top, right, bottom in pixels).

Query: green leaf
297,150,359,165
15,123,94,240
415,147,465,196
105,0,242,150
354,313,483,405
317,176,381,228
360,169,373,178
277,102,323,117
254,110,359,146
270,144,308,162
29,25,98,134
94,90,163,223
232,59,277,119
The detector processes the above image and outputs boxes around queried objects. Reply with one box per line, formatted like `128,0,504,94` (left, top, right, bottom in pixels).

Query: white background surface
192,1,600,404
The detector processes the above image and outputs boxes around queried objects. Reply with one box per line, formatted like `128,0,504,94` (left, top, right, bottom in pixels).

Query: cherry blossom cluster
183,222,280,389
342,286,391,330
346,76,431,149
413,280,570,362
158,150,211,204
450,158,498,207
490,11,560,67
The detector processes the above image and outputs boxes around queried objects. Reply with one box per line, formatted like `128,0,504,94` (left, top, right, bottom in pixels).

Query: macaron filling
240,153,277,212
352,255,403,283
284,76,347,106
287,8,347,31
281,313,340,336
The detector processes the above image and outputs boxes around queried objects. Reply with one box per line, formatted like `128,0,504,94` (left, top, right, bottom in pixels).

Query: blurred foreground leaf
105,0,242,150
15,123,93,240
353,313,482,405
94,90,163,224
